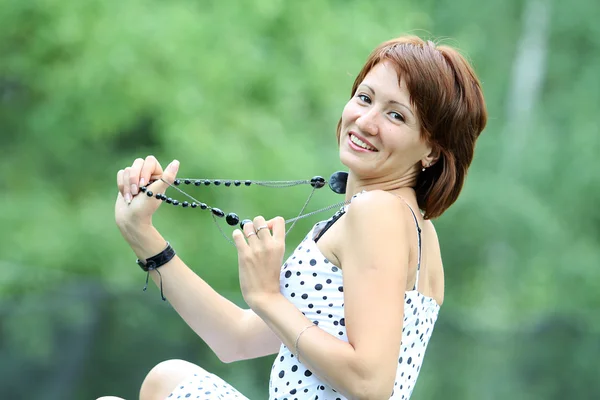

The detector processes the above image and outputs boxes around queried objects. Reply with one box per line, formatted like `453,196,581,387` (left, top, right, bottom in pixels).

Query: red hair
337,36,488,219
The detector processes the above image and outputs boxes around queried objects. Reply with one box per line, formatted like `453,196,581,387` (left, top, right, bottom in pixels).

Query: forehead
359,61,410,98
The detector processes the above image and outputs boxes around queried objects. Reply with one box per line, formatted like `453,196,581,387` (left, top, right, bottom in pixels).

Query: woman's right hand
115,156,180,236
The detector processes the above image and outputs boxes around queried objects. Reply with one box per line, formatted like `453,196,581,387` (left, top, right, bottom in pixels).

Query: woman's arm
126,225,281,363
116,156,281,363
251,190,411,399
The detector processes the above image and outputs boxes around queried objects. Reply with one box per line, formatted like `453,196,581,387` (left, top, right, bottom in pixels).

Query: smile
349,133,377,152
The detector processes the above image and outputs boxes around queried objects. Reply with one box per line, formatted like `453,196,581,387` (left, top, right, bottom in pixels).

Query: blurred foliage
1,0,599,399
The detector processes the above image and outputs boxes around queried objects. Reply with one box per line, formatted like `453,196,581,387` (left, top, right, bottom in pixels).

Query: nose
355,107,379,136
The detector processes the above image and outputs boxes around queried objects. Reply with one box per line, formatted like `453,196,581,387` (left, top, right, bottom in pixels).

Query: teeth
350,134,375,151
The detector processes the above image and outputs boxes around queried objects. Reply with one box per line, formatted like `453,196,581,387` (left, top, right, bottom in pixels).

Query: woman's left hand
232,216,286,309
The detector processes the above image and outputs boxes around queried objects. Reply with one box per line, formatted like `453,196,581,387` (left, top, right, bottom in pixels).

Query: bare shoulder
344,190,445,306
338,190,416,267
345,190,412,223
344,190,418,236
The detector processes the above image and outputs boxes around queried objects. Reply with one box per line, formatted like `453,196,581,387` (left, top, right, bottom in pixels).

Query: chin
339,148,374,177
338,145,353,168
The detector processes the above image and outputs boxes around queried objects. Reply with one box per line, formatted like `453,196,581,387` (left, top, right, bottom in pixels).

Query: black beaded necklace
140,171,350,243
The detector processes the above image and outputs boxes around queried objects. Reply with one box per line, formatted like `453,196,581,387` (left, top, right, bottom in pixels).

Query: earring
422,167,426,172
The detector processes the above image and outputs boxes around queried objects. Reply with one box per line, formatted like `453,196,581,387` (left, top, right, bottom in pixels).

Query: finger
253,216,270,239
270,216,286,240
139,155,163,188
122,167,133,204
242,219,258,242
232,229,248,250
128,158,145,196
116,169,125,196
115,190,125,204
146,159,180,195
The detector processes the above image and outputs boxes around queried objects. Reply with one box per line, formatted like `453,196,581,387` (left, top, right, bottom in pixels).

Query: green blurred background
1,0,599,399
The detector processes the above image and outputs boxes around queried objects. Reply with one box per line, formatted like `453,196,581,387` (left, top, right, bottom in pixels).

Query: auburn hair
336,36,488,219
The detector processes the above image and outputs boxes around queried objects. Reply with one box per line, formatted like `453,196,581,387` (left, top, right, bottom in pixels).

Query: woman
103,35,487,399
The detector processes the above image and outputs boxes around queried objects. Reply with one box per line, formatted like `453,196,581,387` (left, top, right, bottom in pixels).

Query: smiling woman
337,36,488,220
102,34,487,400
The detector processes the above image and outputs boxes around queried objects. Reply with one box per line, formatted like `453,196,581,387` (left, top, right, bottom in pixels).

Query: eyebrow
360,84,415,117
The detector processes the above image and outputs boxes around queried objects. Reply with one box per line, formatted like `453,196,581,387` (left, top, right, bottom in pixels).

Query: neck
344,170,419,202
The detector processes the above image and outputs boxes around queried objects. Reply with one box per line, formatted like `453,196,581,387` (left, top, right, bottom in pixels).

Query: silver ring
245,231,257,239
256,225,269,233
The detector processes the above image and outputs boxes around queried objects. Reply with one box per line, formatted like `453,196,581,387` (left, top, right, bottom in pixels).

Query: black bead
244,180,252,186
234,180,241,186
211,208,225,218
226,213,240,226
146,190,153,197
200,203,207,210
174,179,181,186
191,202,198,208
155,193,162,199
328,171,348,194
184,179,191,185
166,197,173,204
194,180,202,186
204,180,211,186
214,180,221,186
182,201,189,207
224,181,231,187
240,219,252,229
140,186,147,192
310,176,326,189
172,200,179,206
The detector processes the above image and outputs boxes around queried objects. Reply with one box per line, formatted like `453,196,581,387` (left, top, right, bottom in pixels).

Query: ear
421,143,441,169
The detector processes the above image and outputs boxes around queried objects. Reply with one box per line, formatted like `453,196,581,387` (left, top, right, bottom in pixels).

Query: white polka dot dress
166,194,440,400
268,198,440,400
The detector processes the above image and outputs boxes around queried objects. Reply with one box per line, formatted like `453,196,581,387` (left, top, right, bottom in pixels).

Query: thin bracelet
294,324,318,359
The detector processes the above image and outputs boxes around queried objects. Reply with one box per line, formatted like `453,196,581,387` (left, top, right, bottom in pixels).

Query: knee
140,359,204,400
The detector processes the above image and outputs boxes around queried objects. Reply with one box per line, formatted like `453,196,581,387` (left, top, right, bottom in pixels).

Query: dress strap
394,196,423,290
313,209,344,243
314,191,363,243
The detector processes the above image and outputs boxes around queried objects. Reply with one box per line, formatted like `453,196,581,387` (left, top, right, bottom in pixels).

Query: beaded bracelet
294,324,318,359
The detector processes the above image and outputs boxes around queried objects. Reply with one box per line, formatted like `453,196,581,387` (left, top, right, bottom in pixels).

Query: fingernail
169,159,180,172
139,178,146,187
125,193,132,204
131,184,138,195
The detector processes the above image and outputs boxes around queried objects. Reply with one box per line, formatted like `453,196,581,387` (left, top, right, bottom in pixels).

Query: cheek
340,101,360,128
383,129,423,155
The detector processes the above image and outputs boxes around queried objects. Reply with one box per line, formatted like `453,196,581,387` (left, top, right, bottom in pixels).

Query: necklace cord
151,175,349,244
212,213,236,245
285,186,317,236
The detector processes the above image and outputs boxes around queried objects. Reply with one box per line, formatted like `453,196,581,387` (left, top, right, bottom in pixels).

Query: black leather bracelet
136,242,176,272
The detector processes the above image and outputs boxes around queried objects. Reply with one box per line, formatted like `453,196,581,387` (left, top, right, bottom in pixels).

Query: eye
389,111,405,122
357,94,371,104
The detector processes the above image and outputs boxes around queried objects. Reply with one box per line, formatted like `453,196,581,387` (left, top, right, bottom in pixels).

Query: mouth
348,132,378,152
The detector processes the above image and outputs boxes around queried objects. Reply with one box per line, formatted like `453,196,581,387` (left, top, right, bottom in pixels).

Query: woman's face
339,61,431,180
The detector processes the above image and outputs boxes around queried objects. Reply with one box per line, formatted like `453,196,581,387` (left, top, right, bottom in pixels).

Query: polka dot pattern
269,199,440,399
167,368,248,399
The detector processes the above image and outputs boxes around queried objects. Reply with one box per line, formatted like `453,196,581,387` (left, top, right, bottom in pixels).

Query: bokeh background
1,0,599,399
